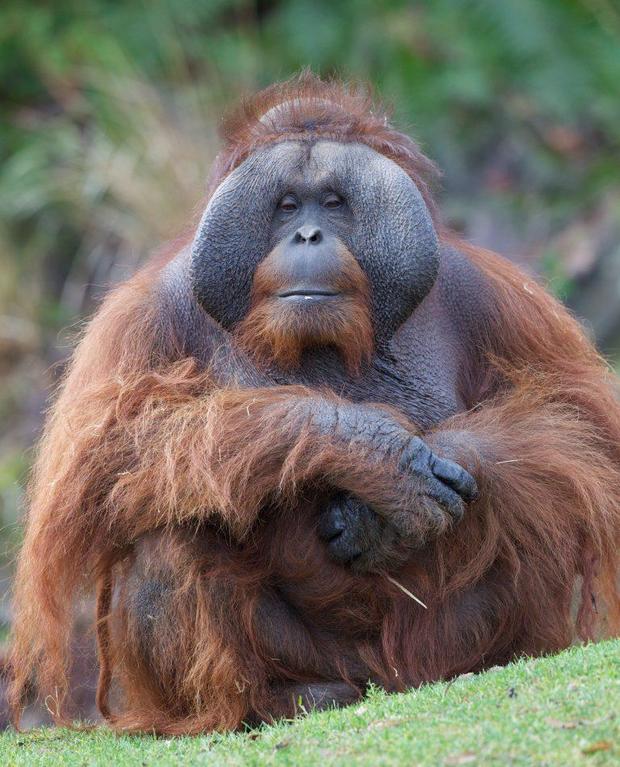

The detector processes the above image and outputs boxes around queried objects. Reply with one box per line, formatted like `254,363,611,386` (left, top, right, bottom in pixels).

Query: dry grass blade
384,574,428,609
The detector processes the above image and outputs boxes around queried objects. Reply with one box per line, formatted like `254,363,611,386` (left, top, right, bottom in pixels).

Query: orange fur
8,74,620,734
207,71,440,219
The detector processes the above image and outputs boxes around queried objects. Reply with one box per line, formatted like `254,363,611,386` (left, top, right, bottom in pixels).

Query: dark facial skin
190,141,459,420
191,141,439,340
269,189,353,302
236,176,374,374
174,140,480,570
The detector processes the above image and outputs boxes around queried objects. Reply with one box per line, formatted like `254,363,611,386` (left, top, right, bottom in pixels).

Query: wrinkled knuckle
448,498,466,523
454,470,478,503
398,436,425,471
467,475,479,501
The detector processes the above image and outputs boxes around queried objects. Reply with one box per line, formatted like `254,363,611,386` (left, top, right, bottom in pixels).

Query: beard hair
234,294,374,376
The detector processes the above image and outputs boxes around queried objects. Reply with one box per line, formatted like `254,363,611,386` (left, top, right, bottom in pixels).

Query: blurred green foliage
0,0,619,537
2,0,620,317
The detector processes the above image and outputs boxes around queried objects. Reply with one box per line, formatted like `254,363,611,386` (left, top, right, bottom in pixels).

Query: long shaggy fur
8,73,620,734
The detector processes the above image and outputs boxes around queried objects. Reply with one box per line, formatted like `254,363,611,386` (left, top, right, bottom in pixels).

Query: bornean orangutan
9,73,620,734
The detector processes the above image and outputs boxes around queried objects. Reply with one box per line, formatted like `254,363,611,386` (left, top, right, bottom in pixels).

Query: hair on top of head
206,70,440,219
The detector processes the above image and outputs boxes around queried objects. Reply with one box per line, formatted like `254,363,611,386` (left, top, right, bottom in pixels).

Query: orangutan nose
293,226,323,245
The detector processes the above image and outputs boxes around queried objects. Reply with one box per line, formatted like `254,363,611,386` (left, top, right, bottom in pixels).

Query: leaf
582,740,612,754
367,717,410,731
445,753,477,765
546,718,578,729
275,739,291,750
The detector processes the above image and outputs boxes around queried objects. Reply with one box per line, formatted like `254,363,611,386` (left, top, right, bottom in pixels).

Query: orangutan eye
279,195,298,213
323,193,343,209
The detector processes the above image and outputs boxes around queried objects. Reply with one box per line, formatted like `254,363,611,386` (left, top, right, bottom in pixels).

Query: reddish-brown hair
235,240,374,374
8,73,620,735
207,70,440,218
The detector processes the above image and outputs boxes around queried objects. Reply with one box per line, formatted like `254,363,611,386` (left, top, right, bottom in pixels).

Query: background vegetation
1,0,619,633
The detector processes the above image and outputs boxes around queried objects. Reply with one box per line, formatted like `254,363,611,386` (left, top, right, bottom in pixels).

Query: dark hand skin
319,438,477,572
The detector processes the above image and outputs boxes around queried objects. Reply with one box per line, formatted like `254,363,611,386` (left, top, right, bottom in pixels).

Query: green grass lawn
1,640,618,766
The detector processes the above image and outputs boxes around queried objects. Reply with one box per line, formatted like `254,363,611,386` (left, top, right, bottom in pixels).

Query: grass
1,640,618,766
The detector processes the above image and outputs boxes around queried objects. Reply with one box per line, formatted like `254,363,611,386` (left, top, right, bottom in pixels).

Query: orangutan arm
17,260,476,587
43,370,473,550
325,248,620,649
